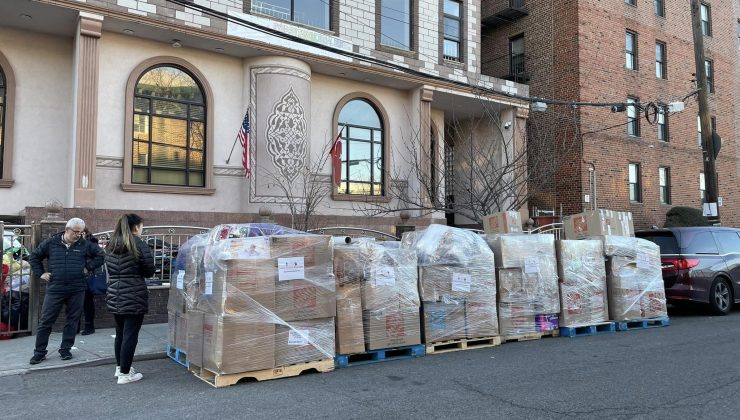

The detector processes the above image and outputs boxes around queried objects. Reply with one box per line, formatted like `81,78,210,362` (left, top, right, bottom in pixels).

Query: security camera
503,121,512,129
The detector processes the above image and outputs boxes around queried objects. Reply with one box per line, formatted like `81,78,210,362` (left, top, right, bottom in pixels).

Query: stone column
73,12,103,208
420,88,434,205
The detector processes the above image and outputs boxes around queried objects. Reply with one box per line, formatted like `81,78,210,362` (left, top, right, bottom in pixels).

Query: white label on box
288,329,310,346
176,270,185,290
524,256,539,274
204,271,213,295
636,253,650,269
451,272,472,292
278,257,305,281
374,265,396,287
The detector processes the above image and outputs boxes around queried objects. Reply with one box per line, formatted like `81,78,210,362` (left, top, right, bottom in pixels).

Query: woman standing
105,214,155,384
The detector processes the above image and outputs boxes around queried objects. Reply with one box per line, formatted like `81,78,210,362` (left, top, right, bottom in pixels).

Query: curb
1,352,167,377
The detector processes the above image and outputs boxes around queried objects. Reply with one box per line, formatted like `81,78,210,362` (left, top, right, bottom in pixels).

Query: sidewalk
0,323,168,377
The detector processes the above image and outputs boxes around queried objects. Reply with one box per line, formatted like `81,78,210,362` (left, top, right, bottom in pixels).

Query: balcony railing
482,0,529,28
507,53,529,83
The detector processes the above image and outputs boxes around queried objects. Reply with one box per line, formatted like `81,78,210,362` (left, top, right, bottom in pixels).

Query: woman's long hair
106,214,143,257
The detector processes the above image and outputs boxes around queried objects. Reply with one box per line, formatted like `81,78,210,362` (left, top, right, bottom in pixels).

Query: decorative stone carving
265,87,308,183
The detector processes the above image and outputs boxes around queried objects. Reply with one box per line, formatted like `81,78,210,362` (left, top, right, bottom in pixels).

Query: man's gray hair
65,218,86,229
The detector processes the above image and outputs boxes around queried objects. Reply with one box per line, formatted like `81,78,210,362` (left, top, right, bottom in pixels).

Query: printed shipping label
636,253,650,269
288,329,310,346
176,270,185,290
374,265,396,287
451,272,472,292
278,257,305,281
204,272,213,295
524,256,539,274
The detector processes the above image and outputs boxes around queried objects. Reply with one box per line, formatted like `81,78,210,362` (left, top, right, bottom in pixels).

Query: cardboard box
333,247,364,287
274,278,337,322
465,301,499,338
605,257,644,320
560,287,609,327
556,240,609,327
362,259,419,310
563,210,634,239
363,306,421,350
422,302,466,343
336,284,365,354
274,317,335,366
269,235,333,271
174,312,188,350
498,303,537,335
197,258,276,316
418,266,497,303
483,211,523,234
497,268,560,315
167,311,176,345
185,310,205,368
202,314,275,374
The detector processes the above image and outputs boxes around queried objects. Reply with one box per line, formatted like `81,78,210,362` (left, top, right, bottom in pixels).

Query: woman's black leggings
113,314,145,374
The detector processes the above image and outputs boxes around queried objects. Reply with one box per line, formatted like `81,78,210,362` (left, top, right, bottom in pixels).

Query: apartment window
701,3,712,36
625,0,636,6
654,0,665,17
655,42,666,79
442,0,462,61
657,109,668,141
629,163,641,202
381,0,412,50
252,0,331,30
0,52,14,187
626,31,637,70
509,35,525,80
700,172,706,201
704,59,714,93
627,97,640,137
697,115,702,145
132,65,207,187
659,167,671,204
337,98,385,196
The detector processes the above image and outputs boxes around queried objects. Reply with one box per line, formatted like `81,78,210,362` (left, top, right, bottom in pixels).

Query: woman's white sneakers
115,367,143,384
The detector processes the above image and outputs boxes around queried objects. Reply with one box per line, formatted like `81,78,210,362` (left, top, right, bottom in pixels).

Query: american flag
238,111,251,177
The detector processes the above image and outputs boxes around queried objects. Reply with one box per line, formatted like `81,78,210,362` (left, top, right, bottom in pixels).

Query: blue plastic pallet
166,343,189,368
559,322,616,338
335,344,425,368
615,317,670,331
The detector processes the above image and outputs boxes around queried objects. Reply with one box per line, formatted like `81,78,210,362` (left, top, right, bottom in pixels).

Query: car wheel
708,278,733,315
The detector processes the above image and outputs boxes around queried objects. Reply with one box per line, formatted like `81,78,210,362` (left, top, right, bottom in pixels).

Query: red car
636,227,740,315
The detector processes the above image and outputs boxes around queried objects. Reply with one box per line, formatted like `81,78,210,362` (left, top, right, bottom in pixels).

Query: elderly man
29,218,105,364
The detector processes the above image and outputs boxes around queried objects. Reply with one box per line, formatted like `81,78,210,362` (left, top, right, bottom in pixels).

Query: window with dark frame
0,66,5,178
629,163,641,203
381,0,412,50
509,34,525,80
132,65,206,187
337,99,384,196
655,41,666,79
659,167,671,204
251,0,331,30
657,108,668,141
627,97,640,137
626,31,637,70
701,2,712,36
704,59,714,93
700,172,706,201
654,0,665,17
625,0,636,6
442,0,461,61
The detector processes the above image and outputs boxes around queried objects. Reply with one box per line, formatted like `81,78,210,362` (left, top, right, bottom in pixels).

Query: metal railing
307,227,400,241
510,0,525,8
509,53,527,82
527,222,564,239
2,224,35,337
93,226,209,287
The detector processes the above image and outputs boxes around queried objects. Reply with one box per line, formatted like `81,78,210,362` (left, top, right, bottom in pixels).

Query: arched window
0,66,6,180
0,51,16,188
132,65,206,187
337,99,385,196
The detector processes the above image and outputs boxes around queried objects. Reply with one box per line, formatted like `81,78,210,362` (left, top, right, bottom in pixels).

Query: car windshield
636,232,679,254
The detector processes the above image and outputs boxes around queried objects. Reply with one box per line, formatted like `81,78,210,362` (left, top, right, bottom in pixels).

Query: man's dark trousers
34,291,85,356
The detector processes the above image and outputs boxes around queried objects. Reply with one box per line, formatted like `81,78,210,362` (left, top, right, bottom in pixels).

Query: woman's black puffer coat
105,237,156,315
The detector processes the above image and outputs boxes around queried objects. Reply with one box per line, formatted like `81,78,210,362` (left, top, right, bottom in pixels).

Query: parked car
636,227,740,315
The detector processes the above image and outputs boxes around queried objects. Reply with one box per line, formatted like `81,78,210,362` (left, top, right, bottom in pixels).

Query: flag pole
225,132,241,164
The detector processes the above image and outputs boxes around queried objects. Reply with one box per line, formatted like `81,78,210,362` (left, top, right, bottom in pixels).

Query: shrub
664,207,711,227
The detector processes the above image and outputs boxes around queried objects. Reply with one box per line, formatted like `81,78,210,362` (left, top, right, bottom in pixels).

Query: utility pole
690,0,720,224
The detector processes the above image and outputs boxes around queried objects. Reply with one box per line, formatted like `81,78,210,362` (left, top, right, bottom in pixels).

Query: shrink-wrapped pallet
556,240,609,327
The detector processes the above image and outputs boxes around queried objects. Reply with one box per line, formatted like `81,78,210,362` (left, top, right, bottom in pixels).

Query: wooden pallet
501,329,560,343
425,336,502,355
166,343,189,368
336,344,425,367
559,322,616,338
615,317,670,331
188,359,334,388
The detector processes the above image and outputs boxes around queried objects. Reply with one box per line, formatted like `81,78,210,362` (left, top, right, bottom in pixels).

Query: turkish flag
330,127,344,187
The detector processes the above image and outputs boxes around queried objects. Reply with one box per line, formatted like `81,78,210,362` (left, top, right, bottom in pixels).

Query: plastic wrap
596,236,668,320
556,240,609,327
363,305,422,350
483,211,523,234
334,246,365,354
486,234,560,335
168,234,207,315
402,225,498,341
563,210,634,239
176,224,335,374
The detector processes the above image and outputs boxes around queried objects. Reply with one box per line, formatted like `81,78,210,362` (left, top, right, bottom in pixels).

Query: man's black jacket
29,233,105,294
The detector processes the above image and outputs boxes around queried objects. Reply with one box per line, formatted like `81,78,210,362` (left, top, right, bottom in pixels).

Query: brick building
482,0,740,229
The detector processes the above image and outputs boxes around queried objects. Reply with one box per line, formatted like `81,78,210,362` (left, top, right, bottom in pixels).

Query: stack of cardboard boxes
167,234,207,355
180,225,336,375
563,210,634,239
486,234,560,336
599,236,667,320
555,240,609,327
403,225,498,343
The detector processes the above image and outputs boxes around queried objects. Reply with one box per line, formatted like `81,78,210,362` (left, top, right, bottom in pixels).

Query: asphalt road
2,307,739,420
